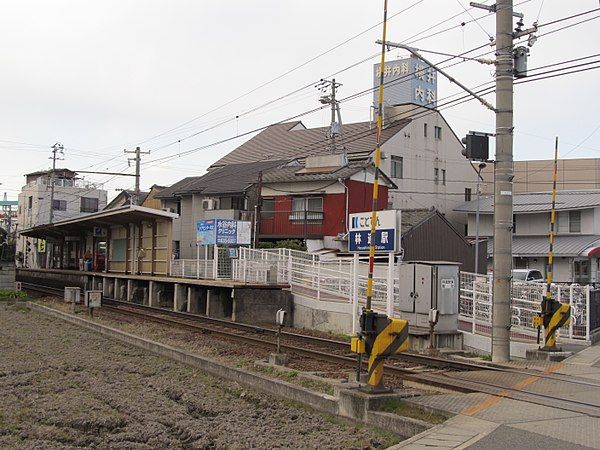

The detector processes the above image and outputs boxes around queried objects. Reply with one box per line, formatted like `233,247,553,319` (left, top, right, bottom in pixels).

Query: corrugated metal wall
401,213,486,273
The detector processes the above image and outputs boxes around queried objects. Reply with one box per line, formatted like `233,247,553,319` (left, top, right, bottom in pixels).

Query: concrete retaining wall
17,268,89,290
292,293,354,334
233,288,293,326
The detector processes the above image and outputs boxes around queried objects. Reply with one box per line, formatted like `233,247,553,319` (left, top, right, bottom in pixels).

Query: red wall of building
260,180,389,238
347,180,389,214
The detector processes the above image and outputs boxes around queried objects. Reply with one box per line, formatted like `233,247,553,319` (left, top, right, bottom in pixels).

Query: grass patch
379,399,447,424
253,364,299,379
481,354,493,361
0,289,26,300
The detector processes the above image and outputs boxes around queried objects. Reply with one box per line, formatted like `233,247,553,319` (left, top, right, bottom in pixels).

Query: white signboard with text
348,210,400,253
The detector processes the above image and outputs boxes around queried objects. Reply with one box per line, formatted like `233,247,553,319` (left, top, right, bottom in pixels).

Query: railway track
21,281,600,417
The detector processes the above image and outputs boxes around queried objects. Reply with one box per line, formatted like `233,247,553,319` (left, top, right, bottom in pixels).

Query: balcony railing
259,210,324,239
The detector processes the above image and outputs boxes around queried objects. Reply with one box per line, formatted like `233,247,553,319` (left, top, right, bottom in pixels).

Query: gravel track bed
0,302,401,449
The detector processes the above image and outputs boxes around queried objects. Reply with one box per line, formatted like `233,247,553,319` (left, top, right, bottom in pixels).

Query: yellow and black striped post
533,137,570,350
349,0,409,392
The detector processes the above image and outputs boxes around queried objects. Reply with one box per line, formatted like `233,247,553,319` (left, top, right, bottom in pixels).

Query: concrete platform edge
26,301,433,439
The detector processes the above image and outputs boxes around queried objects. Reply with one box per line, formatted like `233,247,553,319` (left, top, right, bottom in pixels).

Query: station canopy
20,205,179,240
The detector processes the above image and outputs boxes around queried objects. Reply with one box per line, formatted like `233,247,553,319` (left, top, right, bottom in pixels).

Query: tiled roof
209,119,409,167
261,162,397,188
455,190,600,213
156,160,287,199
400,208,436,234
486,235,600,257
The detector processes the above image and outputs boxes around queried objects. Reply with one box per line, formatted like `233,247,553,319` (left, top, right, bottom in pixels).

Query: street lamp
475,162,487,274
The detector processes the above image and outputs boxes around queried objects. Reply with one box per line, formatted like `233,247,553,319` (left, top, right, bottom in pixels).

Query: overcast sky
1,1,599,201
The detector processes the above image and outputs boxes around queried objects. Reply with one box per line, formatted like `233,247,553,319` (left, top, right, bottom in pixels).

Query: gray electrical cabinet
398,261,459,332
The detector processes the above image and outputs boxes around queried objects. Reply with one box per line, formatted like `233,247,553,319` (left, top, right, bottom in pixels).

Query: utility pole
316,79,344,154
490,0,514,363
124,146,150,205
48,143,64,224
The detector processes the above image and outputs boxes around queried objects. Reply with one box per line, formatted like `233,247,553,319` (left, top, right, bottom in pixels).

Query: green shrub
0,289,26,299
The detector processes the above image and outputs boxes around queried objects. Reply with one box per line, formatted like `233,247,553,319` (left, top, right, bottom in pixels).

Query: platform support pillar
174,283,186,312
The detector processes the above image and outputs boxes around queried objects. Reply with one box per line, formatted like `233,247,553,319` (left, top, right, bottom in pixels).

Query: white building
456,190,600,283
209,104,479,228
16,169,107,268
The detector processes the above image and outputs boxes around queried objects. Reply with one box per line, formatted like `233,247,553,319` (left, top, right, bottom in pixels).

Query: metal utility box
64,287,81,304
398,262,459,332
84,290,102,308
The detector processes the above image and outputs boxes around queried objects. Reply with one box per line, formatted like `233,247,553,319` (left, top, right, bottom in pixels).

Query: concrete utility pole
124,146,150,206
491,0,514,363
48,143,64,224
316,78,344,153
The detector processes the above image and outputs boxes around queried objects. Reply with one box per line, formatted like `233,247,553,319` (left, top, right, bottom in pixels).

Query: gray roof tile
209,119,409,168
156,160,287,199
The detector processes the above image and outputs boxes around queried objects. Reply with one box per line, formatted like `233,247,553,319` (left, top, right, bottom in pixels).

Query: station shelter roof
19,205,179,240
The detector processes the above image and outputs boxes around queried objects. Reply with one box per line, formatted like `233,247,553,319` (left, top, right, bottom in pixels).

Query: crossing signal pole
124,146,150,205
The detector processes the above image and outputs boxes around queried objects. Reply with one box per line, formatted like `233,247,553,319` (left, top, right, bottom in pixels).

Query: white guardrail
170,247,595,343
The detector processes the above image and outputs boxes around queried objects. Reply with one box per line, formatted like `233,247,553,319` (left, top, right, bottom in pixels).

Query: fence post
352,253,359,335
213,244,218,279
182,260,185,278
243,257,247,283
386,252,394,317
339,258,342,293
472,280,477,335
586,285,591,342
317,260,321,301
196,245,200,279
287,251,293,285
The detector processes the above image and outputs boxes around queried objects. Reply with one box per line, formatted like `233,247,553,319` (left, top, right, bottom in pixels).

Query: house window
291,197,323,222
442,169,446,186
434,126,442,140
434,168,439,184
513,214,517,234
28,196,33,209
465,188,472,201
390,156,403,179
261,198,275,219
569,211,581,232
52,199,67,211
423,123,428,137
175,200,181,215
80,197,99,213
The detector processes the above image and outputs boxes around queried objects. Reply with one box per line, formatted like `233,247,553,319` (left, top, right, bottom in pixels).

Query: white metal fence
459,272,591,342
170,247,597,342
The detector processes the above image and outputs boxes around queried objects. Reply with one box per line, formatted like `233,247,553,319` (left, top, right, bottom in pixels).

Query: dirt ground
0,303,400,449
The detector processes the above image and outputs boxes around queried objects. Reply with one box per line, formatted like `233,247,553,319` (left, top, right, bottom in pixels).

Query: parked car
512,269,545,282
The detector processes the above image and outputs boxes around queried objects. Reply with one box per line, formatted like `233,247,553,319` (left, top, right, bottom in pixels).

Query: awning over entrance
20,205,179,240
487,235,600,258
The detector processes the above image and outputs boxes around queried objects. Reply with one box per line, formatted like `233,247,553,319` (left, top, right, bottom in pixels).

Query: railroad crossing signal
351,311,409,391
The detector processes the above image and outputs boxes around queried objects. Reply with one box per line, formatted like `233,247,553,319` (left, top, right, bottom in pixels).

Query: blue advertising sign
216,219,237,244
348,229,396,252
196,219,252,246
196,220,216,245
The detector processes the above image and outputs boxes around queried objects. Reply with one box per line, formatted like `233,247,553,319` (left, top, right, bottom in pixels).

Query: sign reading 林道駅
348,210,400,253
196,219,252,246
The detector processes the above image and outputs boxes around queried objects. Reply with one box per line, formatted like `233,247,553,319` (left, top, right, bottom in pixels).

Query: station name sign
348,210,400,253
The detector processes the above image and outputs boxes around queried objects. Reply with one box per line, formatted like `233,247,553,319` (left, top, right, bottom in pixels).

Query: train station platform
393,344,600,449
17,267,292,326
